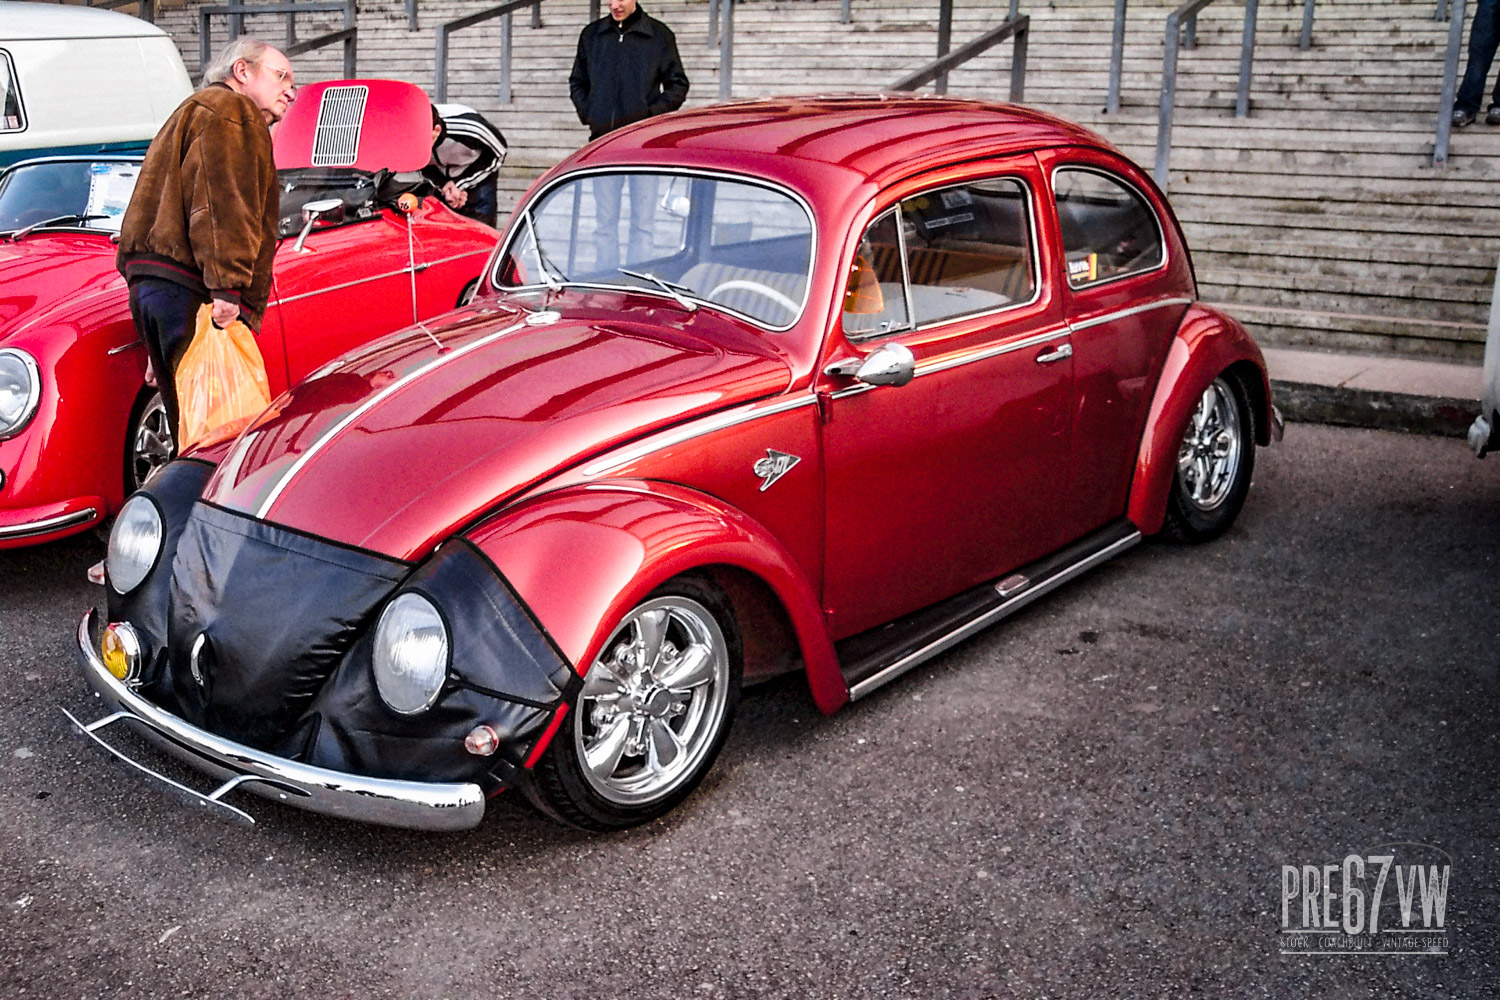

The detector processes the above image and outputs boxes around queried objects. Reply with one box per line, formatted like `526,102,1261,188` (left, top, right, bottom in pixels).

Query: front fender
467,480,847,716
1127,304,1271,536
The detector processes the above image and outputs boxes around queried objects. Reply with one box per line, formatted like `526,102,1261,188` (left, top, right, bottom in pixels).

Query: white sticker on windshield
85,163,138,231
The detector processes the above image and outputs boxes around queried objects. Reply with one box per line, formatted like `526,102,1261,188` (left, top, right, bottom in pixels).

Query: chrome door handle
1036,343,1072,364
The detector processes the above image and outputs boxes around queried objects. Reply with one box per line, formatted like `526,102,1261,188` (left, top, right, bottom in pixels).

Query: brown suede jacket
116,83,278,327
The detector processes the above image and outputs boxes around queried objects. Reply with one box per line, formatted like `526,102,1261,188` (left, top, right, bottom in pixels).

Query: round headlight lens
106,495,164,595
372,592,450,715
0,348,40,439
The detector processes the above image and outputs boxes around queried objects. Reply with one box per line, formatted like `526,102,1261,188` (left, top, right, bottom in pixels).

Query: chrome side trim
108,341,143,356
580,394,818,477
848,530,1142,700
69,610,486,831
1067,297,1193,334
255,317,528,517
830,325,1072,400
0,506,99,540
275,249,493,306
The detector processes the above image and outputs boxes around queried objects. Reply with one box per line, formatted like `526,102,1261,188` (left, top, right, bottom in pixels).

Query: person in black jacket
568,0,689,272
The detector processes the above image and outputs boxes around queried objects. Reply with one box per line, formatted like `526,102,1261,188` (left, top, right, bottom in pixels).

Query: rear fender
1128,305,1272,535
466,480,846,721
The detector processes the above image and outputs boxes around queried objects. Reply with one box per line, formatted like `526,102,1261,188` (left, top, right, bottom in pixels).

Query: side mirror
827,342,916,388
291,198,346,252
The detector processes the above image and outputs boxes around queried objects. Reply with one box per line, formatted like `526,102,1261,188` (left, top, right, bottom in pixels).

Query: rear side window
1,51,23,133
1053,168,1163,288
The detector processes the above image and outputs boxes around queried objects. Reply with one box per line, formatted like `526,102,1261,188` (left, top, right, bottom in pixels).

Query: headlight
106,495,164,595
0,348,40,439
372,592,450,714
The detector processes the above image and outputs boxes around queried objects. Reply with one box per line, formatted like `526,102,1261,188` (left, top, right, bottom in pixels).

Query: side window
1053,168,1164,288
1,51,23,133
842,211,909,338
898,178,1036,326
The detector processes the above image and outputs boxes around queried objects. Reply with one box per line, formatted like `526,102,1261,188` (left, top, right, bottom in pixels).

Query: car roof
2,2,175,40
568,95,1117,191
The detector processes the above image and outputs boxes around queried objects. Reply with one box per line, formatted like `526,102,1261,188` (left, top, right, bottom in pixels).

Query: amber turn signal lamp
100,622,142,683
843,254,884,315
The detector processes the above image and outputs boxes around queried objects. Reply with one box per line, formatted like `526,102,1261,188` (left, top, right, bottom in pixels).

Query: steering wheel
707,279,799,318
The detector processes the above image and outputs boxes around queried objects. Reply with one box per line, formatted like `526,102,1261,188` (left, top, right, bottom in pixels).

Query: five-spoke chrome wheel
1176,378,1242,512
574,596,731,807
128,391,175,492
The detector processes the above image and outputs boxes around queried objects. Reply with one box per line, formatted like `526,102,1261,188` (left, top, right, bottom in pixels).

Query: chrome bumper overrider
68,609,486,831
0,506,100,540
1271,404,1285,443
1469,413,1491,458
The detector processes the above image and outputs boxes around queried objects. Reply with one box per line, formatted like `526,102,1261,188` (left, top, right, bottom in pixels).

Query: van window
1,51,24,133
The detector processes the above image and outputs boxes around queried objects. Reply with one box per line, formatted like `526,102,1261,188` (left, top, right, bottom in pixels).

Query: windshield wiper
9,214,109,241
618,268,699,312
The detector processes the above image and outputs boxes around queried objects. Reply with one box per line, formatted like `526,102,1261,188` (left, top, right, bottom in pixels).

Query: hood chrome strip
254,316,528,518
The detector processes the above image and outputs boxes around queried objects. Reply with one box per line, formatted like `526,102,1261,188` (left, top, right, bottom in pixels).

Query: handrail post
1435,0,1450,19
1184,13,1197,49
435,25,449,102
1009,16,1028,103
719,0,735,100
532,1,541,29
1299,0,1314,49
709,0,720,47
342,0,355,78
1236,0,1258,118
286,0,297,46
1107,0,1127,113
842,0,852,23
591,0,600,21
1155,11,1183,189
408,0,418,31
500,10,514,104
1434,0,1467,167
936,0,954,95
199,8,211,78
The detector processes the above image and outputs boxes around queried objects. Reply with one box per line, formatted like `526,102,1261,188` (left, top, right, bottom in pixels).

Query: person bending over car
116,38,295,441
425,103,507,228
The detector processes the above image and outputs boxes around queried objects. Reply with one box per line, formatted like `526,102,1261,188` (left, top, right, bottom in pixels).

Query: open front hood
204,294,794,559
273,79,434,173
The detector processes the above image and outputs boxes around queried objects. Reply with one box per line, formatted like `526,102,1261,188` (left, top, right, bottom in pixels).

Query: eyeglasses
264,66,295,89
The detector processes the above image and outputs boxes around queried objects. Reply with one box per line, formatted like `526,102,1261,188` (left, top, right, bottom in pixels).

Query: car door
819,162,1074,640
1038,149,1194,534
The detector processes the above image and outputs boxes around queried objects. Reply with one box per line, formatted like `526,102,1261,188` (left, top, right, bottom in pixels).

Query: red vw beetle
70,96,1280,832
0,80,497,548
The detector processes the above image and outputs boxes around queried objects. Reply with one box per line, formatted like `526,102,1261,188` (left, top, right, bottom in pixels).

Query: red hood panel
273,79,434,173
206,295,792,559
0,235,120,338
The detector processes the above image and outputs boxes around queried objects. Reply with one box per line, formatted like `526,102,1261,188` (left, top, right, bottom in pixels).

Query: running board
839,520,1142,701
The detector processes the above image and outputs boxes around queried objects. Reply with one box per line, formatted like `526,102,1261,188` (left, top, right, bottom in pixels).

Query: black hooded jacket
568,6,690,140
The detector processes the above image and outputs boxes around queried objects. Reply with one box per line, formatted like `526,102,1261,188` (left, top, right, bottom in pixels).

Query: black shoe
1487,105,1500,126
1452,108,1477,128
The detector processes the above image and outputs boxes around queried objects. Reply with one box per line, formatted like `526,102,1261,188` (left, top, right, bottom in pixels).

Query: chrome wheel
1176,378,1242,512
574,596,731,807
129,392,175,492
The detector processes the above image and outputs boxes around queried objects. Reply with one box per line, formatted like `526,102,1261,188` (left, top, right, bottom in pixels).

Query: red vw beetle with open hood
0,80,496,547
69,96,1280,832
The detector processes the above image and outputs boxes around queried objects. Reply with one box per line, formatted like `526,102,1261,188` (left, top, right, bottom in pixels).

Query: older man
569,0,688,272
116,38,294,442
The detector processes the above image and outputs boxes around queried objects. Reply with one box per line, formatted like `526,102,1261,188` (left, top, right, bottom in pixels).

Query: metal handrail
1433,0,1468,167
890,0,1028,100
434,0,543,104
1153,0,1260,189
199,2,356,80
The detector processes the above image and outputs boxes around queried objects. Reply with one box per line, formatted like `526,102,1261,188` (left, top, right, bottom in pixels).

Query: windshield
496,170,815,329
0,160,139,233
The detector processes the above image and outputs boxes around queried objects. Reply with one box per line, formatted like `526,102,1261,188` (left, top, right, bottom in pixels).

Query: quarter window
1,51,23,133
1053,168,1164,288
842,177,1036,338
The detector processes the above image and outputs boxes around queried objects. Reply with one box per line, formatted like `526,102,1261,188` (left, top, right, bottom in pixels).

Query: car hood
205,292,795,559
0,234,120,340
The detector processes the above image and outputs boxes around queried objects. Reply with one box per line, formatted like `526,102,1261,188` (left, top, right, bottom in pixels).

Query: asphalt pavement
1,422,1497,999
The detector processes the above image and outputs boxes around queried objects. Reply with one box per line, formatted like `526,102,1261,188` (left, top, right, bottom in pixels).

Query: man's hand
212,298,241,328
441,181,468,209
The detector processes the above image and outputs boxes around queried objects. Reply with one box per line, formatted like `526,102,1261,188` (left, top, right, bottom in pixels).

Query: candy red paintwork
201,95,1273,721
0,83,500,549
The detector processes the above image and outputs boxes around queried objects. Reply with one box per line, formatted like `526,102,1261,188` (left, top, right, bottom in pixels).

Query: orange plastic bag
174,304,272,453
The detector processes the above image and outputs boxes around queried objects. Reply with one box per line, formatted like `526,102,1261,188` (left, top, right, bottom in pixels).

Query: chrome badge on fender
753,449,800,491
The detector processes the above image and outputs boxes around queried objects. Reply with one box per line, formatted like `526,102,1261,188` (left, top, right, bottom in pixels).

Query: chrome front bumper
68,609,486,831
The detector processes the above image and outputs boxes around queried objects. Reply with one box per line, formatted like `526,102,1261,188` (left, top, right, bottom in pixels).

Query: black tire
534,575,742,831
124,388,176,495
1159,373,1255,544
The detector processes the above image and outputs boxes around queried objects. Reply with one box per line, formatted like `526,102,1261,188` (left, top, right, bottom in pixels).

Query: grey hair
200,37,273,87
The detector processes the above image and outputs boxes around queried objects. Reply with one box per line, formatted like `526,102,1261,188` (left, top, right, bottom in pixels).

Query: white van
0,3,192,167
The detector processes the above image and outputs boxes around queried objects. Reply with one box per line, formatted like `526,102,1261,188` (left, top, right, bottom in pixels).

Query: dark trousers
1457,0,1500,114
460,176,499,228
127,277,207,444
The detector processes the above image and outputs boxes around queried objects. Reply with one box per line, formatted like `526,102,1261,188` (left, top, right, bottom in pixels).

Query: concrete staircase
147,0,1500,363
